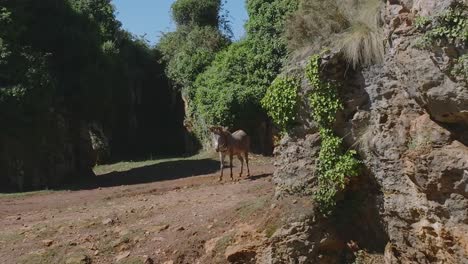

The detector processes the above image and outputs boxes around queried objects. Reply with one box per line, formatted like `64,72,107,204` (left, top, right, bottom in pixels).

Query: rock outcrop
272,133,320,196
269,0,468,263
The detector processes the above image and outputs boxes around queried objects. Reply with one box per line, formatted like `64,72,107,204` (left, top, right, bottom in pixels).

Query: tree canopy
0,0,184,190
187,0,299,146
171,0,221,27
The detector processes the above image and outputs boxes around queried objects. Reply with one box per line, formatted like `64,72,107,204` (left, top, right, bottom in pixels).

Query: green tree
158,25,229,89
158,0,229,92
0,0,180,190
188,0,298,146
171,0,221,27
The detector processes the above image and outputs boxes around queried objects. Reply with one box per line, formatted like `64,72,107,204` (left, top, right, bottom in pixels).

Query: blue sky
111,0,248,45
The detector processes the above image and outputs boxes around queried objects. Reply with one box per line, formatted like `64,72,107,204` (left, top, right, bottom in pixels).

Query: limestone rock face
270,0,468,263
266,220,333,264
393,41,468,124
358,63,468,262
272,133,320,197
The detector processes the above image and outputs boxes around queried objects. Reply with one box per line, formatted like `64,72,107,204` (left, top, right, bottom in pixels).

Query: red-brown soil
0,154,276,264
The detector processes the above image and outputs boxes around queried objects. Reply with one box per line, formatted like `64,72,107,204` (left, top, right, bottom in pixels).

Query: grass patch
19,248,62,264
264,221,281,238
96,228,145,256
235,197,269,220
28,223,61,240
337,0,383,68
18,246,89,264
96,234,117,256
258,201,289,239
0,190,56,199
213,233,234,255
0,230,24,244
117,257,145,264
93,152,215,175
206,232,235,263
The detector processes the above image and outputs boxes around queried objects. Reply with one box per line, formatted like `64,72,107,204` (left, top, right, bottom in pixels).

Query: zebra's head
209,126,228,152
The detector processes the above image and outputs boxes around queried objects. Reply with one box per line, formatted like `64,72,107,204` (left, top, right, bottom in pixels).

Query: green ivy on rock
306,54,360,216
452,53,468,81
415,1,468,48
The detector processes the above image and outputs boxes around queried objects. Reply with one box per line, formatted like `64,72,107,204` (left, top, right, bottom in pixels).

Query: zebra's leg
245,151,250,177
237,154,244,178
219,152,225,181
229,153,234,181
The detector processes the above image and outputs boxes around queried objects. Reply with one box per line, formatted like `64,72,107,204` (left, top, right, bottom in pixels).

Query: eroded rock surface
273,133,320,196
269,0,468,263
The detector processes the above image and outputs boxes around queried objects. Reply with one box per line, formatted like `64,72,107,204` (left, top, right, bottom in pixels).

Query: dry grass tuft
339,21,384,68
285,0,349,51
286,0,384,68
338,0,384,68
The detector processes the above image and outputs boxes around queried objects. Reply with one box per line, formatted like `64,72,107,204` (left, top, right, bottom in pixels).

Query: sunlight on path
93,152,216,175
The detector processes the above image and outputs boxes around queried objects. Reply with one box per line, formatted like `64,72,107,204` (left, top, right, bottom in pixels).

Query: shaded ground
0,153,276,264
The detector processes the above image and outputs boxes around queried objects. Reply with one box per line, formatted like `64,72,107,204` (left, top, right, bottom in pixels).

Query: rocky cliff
267,0,468,263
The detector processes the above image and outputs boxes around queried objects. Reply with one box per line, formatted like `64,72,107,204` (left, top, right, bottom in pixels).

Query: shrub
261,75,300,131
245,0,299,38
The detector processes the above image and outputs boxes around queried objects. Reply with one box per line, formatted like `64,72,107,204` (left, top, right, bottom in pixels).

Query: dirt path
0,154,276,264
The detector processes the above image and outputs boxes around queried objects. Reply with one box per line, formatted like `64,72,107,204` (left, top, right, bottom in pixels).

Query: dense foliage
1,0,183,190
306,54,360,215
306,55,342,127
188,0,299,147
261,75,300,131
158,25,229,89
171,0,221,27
158,0,229,93
1,0,118,119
